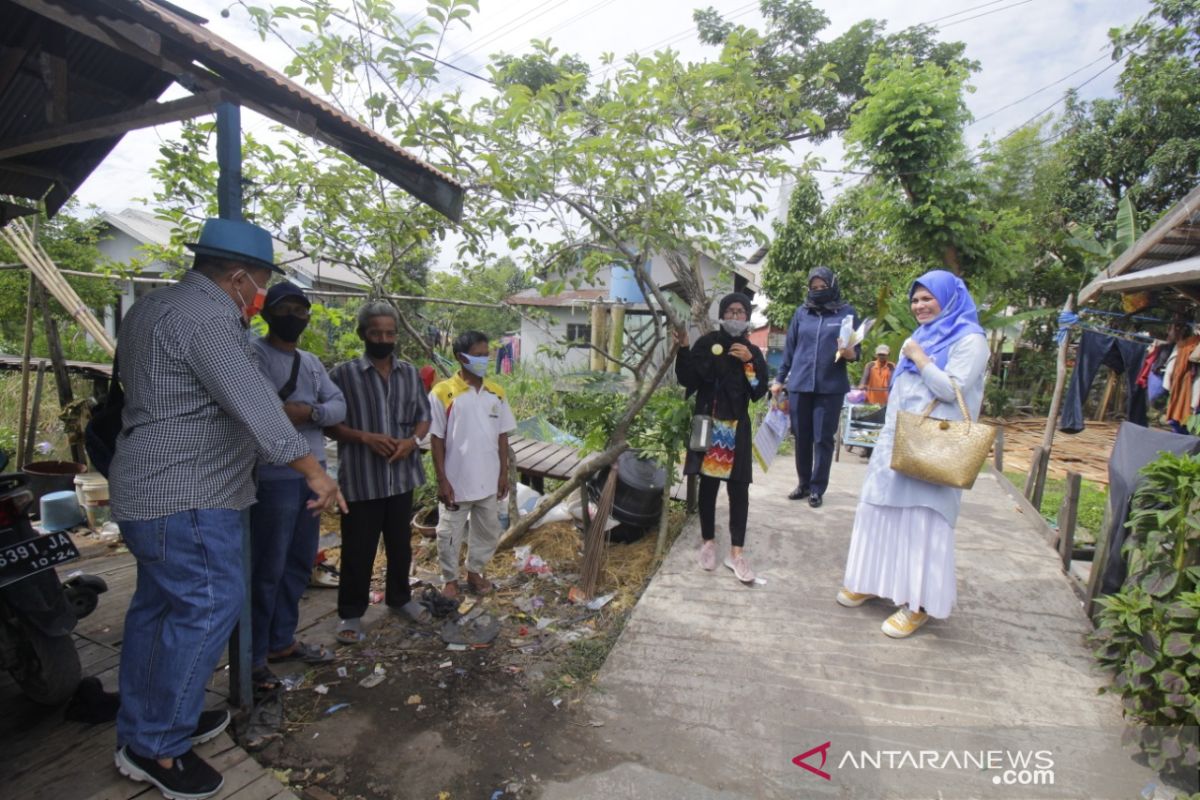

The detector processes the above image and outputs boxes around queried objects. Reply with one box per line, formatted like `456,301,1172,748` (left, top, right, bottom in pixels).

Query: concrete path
541,458,1165,800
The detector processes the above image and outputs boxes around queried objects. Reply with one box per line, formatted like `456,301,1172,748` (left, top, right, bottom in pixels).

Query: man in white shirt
429,330,516,599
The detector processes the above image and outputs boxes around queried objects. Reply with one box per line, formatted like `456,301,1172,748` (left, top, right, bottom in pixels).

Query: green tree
427,257,532,340
695,0,973,143
1051,0,1200,228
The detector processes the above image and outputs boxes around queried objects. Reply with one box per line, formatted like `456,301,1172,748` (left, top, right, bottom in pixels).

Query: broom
579,463,619,599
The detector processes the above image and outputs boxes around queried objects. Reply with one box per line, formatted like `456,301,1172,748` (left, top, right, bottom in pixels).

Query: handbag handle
918,379,972,428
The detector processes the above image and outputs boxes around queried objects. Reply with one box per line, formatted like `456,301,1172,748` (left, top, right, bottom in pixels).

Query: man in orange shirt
859,344,895,406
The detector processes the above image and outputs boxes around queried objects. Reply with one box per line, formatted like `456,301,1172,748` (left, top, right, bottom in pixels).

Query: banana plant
1064,194,1140,281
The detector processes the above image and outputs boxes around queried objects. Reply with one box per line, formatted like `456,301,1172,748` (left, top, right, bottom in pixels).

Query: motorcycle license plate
0,531,80,589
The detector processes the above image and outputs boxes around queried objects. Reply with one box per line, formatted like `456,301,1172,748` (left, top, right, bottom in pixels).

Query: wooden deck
0,542,313,800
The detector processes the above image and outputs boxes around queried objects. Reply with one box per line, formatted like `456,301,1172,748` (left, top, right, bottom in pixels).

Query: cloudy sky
75,0,1152,225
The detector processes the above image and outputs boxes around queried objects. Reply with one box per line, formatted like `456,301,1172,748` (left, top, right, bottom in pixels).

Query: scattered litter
336,666,348,679
753,577,767,586
491,791,504,800
437,792,450,800
406,694,422,705
518,626,528,637
551,697,562,709
439,660,453,669
369,590,384,604
559,674,576,687
358,665,387,688
280,673,306,692
514,595,545,614
457,596,476,615
513,545,552,575
567,586,586,604
558,630,587,643
417,586,459,619
446,643,468,651
313,684,329,696
324,703,351,716
586,592,615,611
441,614,501,646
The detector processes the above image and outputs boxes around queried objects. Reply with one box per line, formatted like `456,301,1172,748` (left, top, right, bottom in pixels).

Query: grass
1003,470,1107,545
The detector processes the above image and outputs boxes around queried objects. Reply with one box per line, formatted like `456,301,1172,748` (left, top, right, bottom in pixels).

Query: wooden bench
509,434,583,492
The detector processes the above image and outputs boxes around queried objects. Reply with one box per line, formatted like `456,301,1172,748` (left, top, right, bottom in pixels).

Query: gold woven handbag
890,381,996,490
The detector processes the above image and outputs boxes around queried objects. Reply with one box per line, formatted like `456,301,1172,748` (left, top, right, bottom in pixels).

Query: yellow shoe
836,588,876,608
882,608,929,638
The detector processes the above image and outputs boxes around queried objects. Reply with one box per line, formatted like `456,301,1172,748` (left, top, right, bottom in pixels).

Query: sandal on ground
267,641,335,665
390,600,432,625
334,618,363,645
251,665,281,692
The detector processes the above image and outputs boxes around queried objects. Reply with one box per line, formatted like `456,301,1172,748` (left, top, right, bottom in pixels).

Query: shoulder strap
278,351,302,401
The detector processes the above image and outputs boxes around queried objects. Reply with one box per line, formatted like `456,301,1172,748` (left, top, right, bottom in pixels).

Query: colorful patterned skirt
699,418,737,480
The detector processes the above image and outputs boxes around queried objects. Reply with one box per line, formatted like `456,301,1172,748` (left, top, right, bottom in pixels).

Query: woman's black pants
698,475,749,548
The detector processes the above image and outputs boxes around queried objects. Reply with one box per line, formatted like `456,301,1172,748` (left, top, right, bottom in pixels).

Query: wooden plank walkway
0,545,308,800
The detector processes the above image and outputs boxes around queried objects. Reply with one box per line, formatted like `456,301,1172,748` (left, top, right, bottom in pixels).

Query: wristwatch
309,405,320,423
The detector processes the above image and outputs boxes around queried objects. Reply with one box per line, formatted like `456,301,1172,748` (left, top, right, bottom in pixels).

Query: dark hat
186,218,284,274
265,281,310,308
719,292,754,318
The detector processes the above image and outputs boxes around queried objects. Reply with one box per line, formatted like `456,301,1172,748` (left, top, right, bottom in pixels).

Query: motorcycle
0,473,107,705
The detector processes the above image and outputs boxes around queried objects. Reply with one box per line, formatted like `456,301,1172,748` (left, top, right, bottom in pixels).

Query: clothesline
1055,311,1161,346
1078,308,1167,325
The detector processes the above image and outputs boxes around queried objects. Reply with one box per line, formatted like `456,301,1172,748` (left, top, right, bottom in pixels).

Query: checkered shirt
109,271,310,521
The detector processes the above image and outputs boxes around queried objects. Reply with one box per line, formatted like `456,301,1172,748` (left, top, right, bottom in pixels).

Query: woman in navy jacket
770,267,859,507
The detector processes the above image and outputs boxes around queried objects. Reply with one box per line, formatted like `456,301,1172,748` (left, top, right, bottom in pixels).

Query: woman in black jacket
675,293,770,583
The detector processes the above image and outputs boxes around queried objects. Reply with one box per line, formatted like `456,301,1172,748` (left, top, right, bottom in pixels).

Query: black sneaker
115,746,224,800
190,709,231,746
809,493,823,508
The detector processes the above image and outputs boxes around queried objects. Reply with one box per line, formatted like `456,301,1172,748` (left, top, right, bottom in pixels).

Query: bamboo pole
1093,371,1116,422
35,282,85,464
656,452,675,557
590,303,608,372
23,363,46,464
1028,295,1074,499
15,276,36,469
607,305,626,373
0,218,114,356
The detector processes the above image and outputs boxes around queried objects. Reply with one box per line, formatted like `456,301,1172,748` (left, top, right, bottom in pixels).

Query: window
566,323,592,347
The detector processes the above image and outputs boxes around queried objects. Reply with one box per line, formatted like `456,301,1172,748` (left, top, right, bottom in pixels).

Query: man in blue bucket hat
109,218,346,800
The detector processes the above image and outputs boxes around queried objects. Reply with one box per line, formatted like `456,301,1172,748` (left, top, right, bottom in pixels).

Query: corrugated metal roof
1094,256,1200,294
1079,184,1200,304
1,0,464,221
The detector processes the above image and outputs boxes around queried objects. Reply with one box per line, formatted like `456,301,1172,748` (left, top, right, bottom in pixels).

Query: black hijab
803,266,842,312
718,292,753,319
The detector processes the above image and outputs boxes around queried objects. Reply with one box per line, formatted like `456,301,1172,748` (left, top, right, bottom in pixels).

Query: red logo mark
793,741,832,780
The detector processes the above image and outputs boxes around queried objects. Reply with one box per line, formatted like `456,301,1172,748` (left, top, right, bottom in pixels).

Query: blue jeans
117,509,245,759
249,476,318,668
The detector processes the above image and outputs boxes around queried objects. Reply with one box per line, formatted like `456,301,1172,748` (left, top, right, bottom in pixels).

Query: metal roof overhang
1092,255,1200,294
1,0,463,221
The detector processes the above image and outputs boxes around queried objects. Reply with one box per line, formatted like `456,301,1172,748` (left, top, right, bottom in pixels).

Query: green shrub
1090,451,1200,779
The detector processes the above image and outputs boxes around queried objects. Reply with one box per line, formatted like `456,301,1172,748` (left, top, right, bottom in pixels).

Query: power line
968,50,1112,127
920,0,1015,26
935,0,1036,30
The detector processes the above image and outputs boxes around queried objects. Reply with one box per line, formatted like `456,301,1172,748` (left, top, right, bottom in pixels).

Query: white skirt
842,502,957,619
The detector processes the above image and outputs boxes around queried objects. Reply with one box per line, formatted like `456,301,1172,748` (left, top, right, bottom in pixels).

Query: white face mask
720,319,750,337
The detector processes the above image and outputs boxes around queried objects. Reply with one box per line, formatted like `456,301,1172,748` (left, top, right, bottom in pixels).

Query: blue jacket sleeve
777,308,800,386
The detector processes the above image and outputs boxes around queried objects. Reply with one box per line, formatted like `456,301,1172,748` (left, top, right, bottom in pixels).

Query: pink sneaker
724,555,756,583
698,540,717,571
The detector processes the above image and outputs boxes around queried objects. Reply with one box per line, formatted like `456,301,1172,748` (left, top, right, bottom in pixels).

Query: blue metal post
216,102,242,222
216,102,253,711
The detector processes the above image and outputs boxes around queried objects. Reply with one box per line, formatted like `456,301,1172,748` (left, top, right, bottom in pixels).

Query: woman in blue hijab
835,270,990,638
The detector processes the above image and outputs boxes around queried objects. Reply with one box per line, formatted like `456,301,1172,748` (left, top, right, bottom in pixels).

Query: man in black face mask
247,282,347,688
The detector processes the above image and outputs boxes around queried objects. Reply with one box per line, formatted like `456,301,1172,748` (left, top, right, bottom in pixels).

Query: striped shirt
329,356,431,502
110,270,310,521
